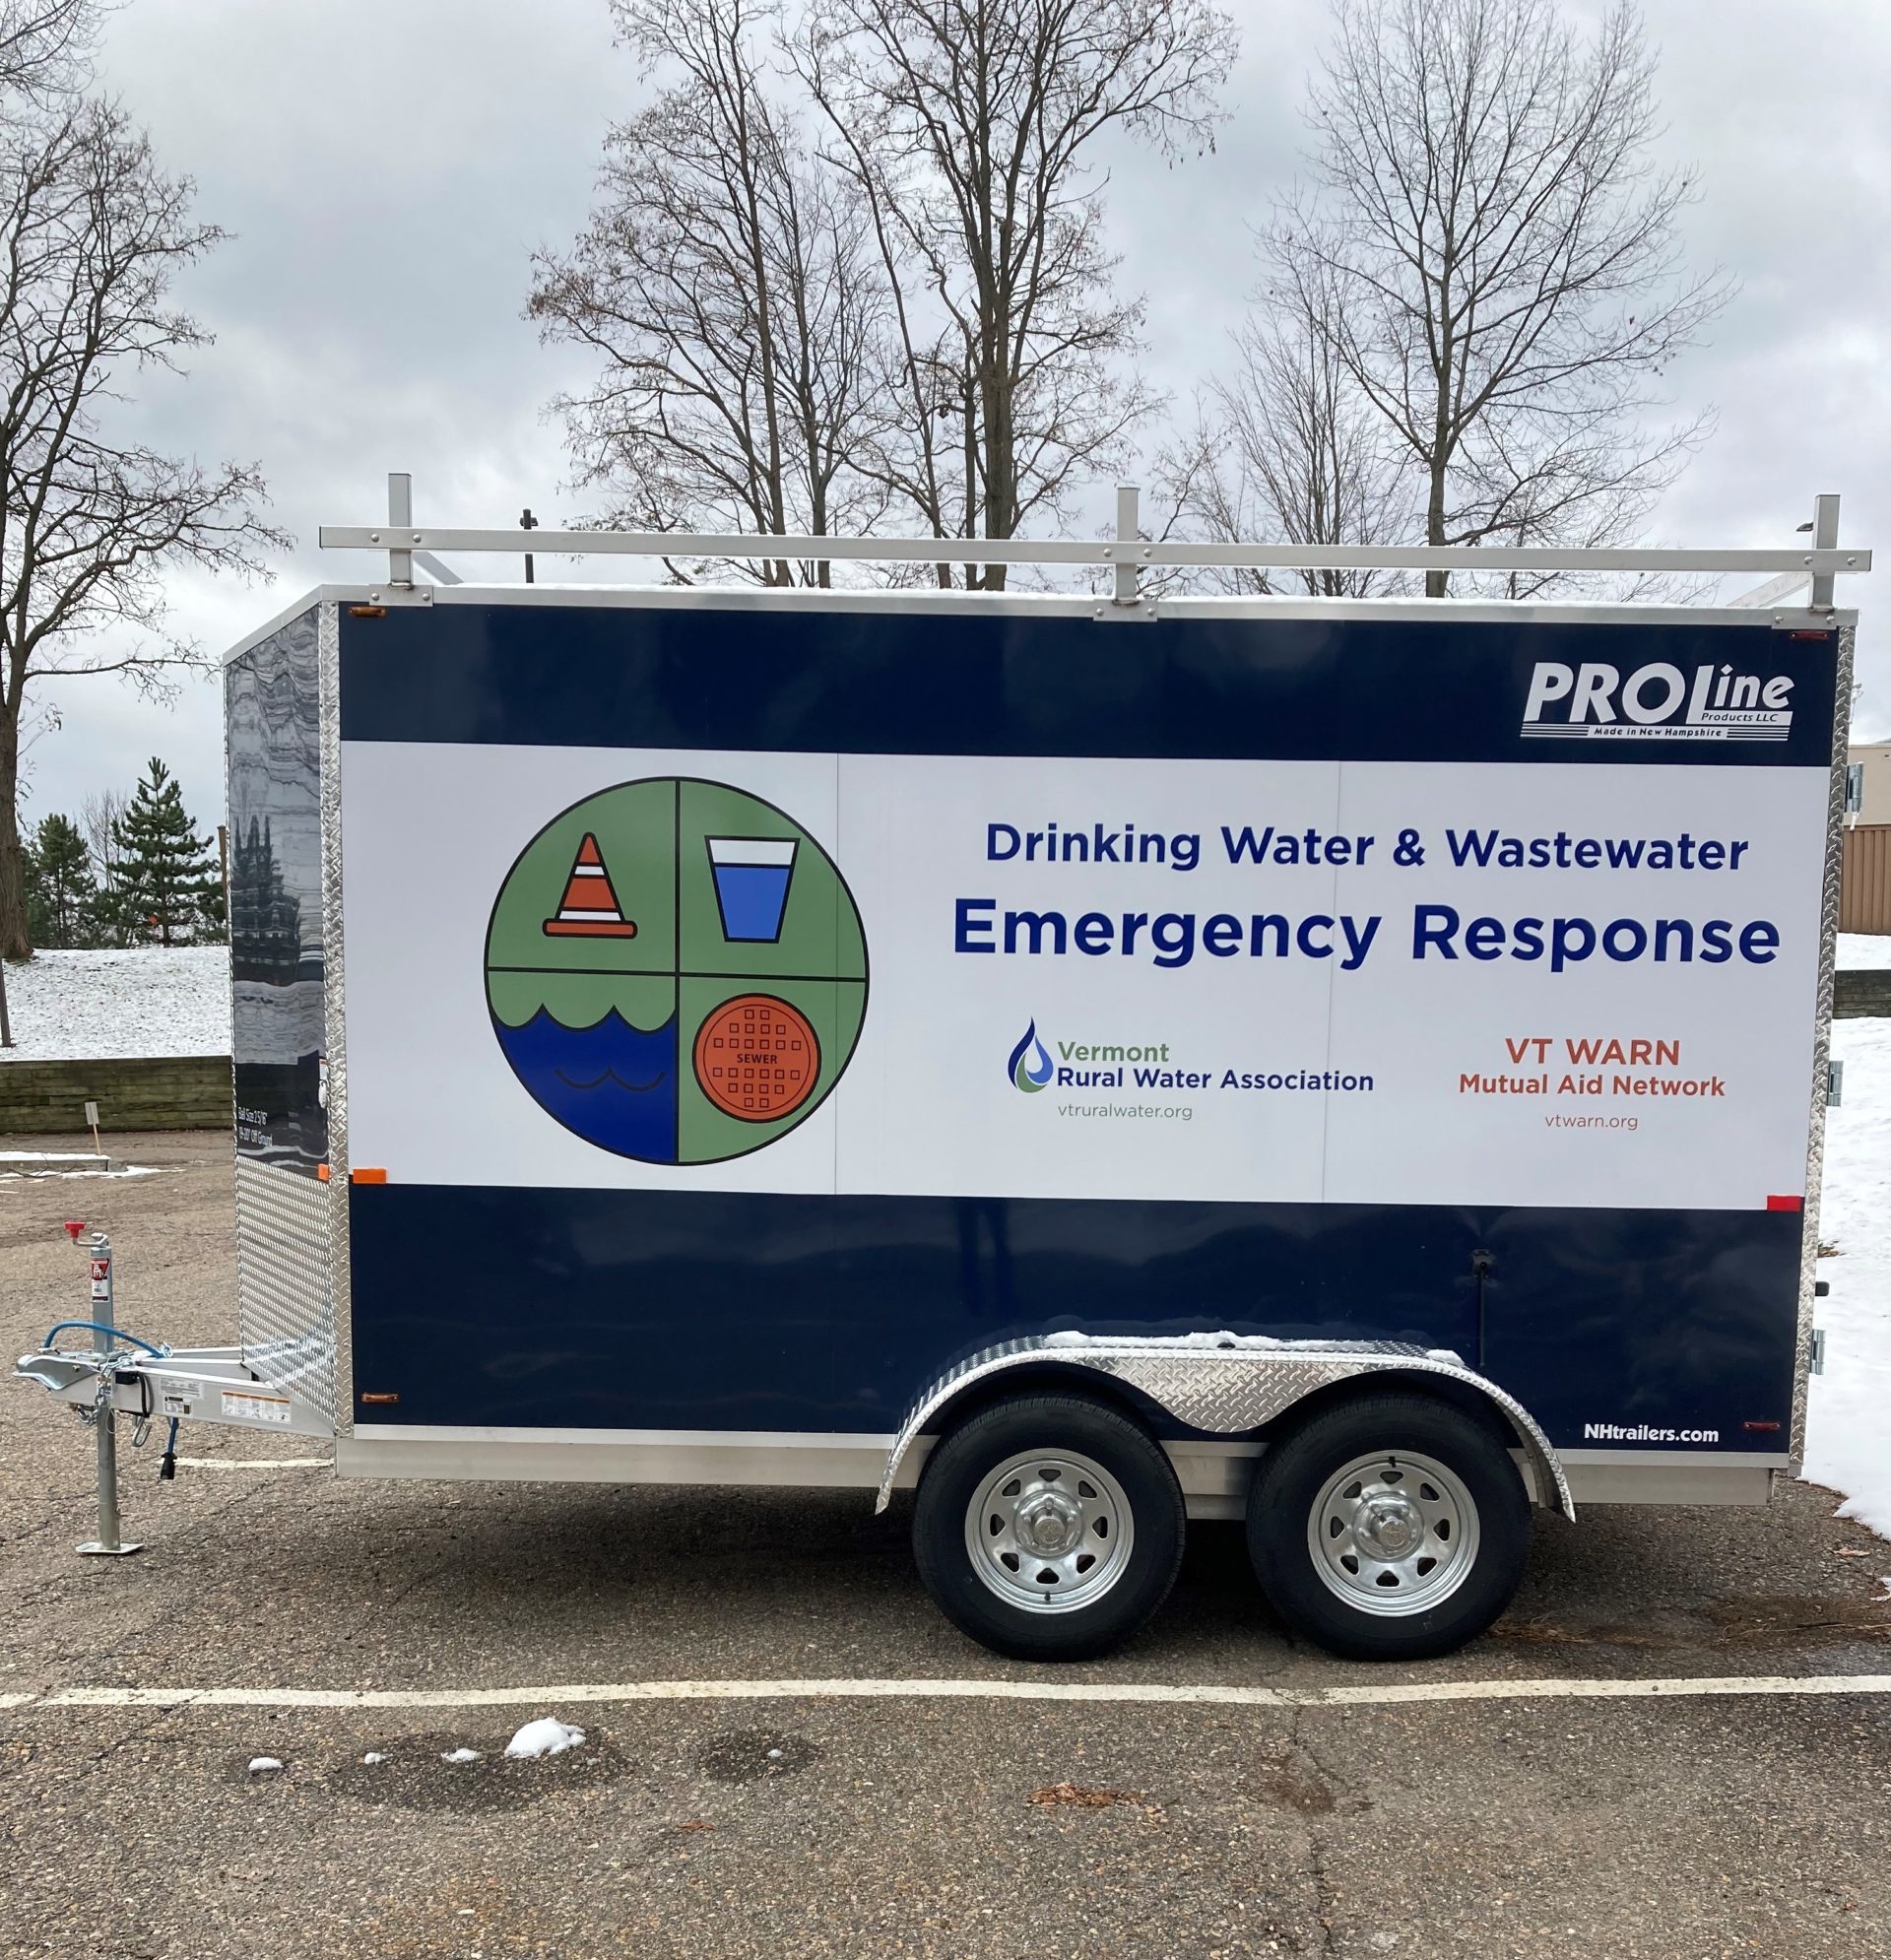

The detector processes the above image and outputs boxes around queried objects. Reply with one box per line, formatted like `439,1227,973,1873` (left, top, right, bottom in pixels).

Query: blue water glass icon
708,836,798,942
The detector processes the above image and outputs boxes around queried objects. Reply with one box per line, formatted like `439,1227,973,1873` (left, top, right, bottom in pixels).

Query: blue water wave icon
1009,1018,1053,1094
493,1007,678,1160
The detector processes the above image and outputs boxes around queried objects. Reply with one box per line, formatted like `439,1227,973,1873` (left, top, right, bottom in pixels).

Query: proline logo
1522,661,1793,742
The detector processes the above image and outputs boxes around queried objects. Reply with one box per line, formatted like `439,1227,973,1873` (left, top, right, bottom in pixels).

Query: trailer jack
17,1220,333,1557
74,1365,143,1558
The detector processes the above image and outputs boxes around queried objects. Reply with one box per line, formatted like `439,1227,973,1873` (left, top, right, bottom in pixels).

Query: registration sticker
222,1391,292,1425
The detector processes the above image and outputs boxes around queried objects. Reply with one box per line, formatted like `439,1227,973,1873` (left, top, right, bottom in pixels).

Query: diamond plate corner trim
875,1338,1572,1521
233,1156,335,1424
318,599,356,1436
1792,621,1852,1474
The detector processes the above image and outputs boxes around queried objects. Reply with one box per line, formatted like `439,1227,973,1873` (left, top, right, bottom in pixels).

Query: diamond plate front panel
234,1156,336,1425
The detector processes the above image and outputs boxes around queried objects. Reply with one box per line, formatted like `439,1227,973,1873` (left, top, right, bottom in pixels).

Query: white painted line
172,1458,329,1470
24,1672,1891,1715
0,1694,34,1710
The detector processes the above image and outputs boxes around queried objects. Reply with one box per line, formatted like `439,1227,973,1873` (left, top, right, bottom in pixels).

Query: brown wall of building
1841,823,1891,936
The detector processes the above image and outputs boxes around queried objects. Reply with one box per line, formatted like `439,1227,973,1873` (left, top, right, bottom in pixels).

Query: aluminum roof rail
320,478,1868,610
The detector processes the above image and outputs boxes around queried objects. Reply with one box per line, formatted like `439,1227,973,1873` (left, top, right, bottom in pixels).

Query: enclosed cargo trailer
19,491,1863,1661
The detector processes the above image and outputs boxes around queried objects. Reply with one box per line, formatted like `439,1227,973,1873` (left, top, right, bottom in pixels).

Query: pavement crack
1289,1705,1342,1956
1307,1830,1340,1957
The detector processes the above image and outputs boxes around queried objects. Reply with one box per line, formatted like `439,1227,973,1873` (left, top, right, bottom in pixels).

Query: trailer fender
877,1336,1573,1522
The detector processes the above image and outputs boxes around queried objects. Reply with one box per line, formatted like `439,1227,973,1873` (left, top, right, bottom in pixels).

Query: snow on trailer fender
16,481,1865,1665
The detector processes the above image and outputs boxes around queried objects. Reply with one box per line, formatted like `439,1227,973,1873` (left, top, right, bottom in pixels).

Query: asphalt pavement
1,1133,1887,1959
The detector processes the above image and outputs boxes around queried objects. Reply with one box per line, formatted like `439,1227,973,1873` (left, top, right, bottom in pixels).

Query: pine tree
111,757,219,947
23,812,95,948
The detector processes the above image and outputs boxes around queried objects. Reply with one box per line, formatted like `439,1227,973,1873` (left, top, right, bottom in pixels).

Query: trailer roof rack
320,479,1868,613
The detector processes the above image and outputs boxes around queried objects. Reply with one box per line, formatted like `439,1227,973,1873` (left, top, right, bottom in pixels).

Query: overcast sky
22,0,1888,832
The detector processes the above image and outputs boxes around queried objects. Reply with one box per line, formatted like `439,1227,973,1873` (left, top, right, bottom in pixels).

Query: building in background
1842,743,1891,933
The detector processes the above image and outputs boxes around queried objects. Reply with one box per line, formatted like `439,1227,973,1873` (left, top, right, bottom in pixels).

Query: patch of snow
246,1757,283,1775
1803,1014,1891,1539
439,1747,482,1764
1839,934,1891,970
1039,1329,1463,1365
0,1163,161,1180
362,1751,388,1765
0,946,229,1060
504,1718,586,1760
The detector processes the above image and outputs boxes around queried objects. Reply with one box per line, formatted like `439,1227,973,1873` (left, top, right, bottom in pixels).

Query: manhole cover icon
486,779,867,1164
693,995,821,1122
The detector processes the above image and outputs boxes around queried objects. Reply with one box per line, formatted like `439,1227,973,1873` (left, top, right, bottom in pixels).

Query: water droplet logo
1009,1018,1054,1094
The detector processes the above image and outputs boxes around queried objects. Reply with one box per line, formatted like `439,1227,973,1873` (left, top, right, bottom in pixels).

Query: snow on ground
504,1719,587,1760
1805,993,1891,1538
0,947,229,1060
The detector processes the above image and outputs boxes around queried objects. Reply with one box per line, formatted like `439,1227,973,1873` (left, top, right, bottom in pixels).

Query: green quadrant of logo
678,974,866,1164
678,780,866,982
488,777,675,976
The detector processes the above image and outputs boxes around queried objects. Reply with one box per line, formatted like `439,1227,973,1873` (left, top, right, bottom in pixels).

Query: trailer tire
1246,1392,1531,1662
912,1394,1185,1662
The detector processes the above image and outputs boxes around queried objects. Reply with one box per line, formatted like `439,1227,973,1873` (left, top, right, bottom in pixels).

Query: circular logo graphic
485,778,868,1164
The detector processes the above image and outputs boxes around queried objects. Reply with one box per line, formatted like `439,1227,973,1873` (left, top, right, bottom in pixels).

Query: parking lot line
18,1671,1891,1715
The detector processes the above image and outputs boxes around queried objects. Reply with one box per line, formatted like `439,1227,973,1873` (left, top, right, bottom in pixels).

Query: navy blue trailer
22,507,1859,1661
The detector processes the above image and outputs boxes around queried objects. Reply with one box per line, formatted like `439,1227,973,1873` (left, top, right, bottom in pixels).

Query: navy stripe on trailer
338,604,1838,768
346,1182,1799,1454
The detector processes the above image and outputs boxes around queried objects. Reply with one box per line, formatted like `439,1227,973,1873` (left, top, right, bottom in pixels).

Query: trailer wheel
1246,1392,1531,1662
912,1395,1185,1662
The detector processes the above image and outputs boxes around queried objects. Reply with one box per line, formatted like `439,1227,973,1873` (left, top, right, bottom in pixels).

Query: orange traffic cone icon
542,833,639,939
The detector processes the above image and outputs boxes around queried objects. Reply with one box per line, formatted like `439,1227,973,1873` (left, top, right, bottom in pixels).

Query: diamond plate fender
875,1336,1573,1521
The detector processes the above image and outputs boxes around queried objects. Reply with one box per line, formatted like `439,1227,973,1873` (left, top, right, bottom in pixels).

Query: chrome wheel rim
964,1449,1135,1615
1306,1449,1479,1617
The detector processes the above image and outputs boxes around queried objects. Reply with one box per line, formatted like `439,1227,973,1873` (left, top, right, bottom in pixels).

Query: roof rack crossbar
320,478,1867,601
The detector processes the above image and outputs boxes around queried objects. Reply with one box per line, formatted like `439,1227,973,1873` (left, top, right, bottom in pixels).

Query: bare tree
798,0,1237,588
1160,260,1409,598
79,784,124,890
0,20,285,958
1277,0,1730,596
0,0,98,102
530,0,891,586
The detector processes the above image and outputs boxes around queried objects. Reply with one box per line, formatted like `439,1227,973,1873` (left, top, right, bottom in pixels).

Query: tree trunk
0,709,26,959
1424,453,1450,600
